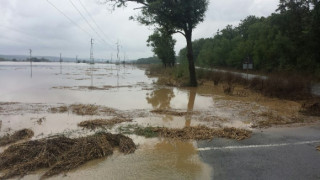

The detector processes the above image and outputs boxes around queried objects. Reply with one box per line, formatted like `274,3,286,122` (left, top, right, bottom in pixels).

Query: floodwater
1,62,318,179
0,62,214,179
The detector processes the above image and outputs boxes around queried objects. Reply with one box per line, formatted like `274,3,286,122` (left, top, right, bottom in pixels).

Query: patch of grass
0,133,136,179
134,126,158,138
0,129,34,147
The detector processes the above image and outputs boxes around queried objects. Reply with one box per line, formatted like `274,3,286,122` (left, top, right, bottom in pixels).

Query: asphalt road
198,125,320,180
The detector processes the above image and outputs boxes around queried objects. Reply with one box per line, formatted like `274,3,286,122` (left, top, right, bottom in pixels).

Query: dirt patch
0,133,136,179
0,129,34,147
252,111,305,128
151,109,197,116
78,118,133,130
153,126,251,141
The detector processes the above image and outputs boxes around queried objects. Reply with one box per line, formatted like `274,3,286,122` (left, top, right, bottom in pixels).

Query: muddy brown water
1,62,318,179
0,62,216,179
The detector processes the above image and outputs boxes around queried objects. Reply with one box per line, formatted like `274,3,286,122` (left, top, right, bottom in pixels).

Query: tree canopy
179,0,320,77
105,0,209,86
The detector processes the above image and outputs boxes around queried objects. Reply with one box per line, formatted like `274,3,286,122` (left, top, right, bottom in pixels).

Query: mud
0,133,136,179
0,129,34,147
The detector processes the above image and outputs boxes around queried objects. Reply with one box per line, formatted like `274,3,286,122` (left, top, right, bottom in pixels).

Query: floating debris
70,104,99,116
50,106,68,113
78,118,133,130
0,129,34,147
151,109,196,116
0,133,136,179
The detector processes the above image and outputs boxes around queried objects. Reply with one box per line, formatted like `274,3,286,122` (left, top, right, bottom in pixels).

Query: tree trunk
185,30,198,87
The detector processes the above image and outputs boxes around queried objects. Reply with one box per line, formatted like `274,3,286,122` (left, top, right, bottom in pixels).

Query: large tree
105,0,209,86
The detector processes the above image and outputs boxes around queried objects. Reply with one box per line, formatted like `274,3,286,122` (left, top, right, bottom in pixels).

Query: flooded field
0,62,318,179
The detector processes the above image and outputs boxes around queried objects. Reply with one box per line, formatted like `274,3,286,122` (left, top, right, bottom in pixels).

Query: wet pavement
198,125,320,180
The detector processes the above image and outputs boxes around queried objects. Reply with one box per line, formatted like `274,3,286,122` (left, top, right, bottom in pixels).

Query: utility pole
60,53,62,74
116,40,120,64
90,38,94,64
29,49,32,78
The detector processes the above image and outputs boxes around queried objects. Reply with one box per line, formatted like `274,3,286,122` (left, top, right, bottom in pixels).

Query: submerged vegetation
0,133,136,179
0,129,34,147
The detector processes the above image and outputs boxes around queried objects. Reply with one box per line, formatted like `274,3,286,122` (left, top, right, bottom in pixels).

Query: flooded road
0,62,318,179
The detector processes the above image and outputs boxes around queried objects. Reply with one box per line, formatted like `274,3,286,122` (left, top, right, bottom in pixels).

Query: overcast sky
0,0,279,60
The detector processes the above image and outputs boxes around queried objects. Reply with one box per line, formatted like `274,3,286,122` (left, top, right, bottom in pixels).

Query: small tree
104,0,209,86
147,29,176,67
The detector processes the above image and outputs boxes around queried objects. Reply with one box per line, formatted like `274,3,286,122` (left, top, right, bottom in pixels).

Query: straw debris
78,118,133,130
0,129,34,147
151,109,196,116
50,106,68,113
153,126,251,141
70,104,99,115
0,133,136,179
252,111,304,128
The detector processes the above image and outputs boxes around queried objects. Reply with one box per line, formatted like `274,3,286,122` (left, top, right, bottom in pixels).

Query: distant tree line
179,0,320,77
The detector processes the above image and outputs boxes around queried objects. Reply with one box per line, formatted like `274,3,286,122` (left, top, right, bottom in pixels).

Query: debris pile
151,109,196,116
253,111,304,128
78,118,133,130
152,126,252,140
0,129,34,147
70,104,99,115
0,133,136,179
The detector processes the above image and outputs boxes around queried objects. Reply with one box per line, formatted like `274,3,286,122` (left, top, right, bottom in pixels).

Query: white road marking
198,140,320,151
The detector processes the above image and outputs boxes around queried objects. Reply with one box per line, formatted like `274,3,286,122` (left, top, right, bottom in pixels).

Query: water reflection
186,88,196,127
146,88,175,110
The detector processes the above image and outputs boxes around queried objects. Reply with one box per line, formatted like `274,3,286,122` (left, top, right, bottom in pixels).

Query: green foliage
147,29,176,67
105,0,209,86
178,0,320,77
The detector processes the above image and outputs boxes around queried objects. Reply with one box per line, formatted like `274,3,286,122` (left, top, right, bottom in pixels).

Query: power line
77,0,116,43
46,0,93,38
68,0,115,49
